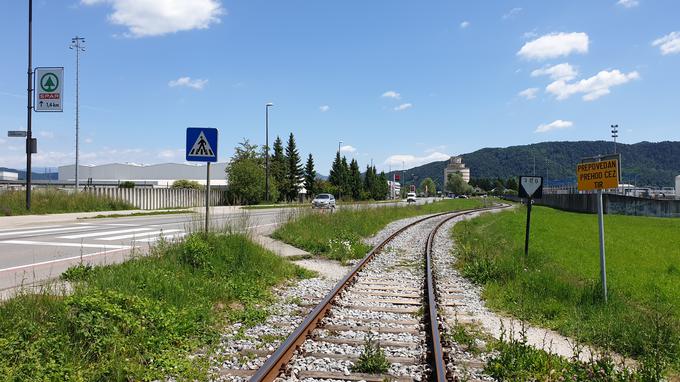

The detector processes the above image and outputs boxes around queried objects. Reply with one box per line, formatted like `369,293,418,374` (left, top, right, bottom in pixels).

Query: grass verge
0,233,313,381
453,205,680,377
0,189,133,216
272,198,488,263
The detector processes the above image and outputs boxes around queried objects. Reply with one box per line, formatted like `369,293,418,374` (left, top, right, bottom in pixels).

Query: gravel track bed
431,215,496,382
284,216,445,381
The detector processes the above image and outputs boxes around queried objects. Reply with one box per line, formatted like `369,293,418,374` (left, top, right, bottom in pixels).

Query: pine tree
285,133,303,201
271,136,287,201
328,151,342,193
377,171,389,200
304,153,317,197
349,159,362,200
364,165,375,199
340,156,350,199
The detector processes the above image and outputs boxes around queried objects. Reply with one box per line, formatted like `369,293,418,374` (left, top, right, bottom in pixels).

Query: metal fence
85,187,226,210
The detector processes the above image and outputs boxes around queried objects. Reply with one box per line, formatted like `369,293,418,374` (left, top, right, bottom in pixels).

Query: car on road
311,193,336,209
406,192,417,204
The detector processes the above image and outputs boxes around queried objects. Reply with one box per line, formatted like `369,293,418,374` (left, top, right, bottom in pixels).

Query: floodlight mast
70,36,86,191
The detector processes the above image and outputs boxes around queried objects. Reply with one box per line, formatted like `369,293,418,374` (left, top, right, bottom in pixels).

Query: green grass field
454,206,680,375
273,198,488,263
0,189,134,215
0,233,312,381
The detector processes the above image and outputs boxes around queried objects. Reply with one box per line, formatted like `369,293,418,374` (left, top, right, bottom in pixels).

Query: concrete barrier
85,187,226,210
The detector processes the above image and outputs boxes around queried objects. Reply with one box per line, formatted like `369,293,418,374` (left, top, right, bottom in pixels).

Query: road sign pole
25,0,33,211
524,198,532,256
597,189,608,303
205,162,211,233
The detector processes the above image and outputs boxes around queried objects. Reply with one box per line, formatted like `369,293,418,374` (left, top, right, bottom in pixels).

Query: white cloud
503,7,522,19
535,120,573,133
617,0,639,8
531,63,578,81
384,152,450,169
168,77,208,90
517,32,589,60
340,145,357,154
381,90,401,99
319,105,330,112
39,131,55,139
460,21,470,29
81,0,224,38
394,103,413,111
546,69,639,101
424,145,447,154
652,31,680,55
157,149,184,160
84,138,93,144
518,87,539,100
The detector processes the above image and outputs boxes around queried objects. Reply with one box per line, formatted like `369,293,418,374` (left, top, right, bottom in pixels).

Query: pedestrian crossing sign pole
186,127,218,232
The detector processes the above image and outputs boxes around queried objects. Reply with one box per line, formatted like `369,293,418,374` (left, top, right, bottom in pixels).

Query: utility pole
25,0,33,210
70,36,85,191
265,103,273,202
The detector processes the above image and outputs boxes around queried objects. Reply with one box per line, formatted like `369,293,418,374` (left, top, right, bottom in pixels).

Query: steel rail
250,205,505,382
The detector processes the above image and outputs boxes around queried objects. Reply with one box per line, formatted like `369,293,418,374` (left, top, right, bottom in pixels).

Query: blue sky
0,0,679,174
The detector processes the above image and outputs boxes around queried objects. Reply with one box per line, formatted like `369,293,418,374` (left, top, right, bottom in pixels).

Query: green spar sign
34,67,64,112
40,72,59,92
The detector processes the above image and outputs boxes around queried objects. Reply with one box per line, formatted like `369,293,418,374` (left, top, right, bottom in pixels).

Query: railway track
220,205,506,382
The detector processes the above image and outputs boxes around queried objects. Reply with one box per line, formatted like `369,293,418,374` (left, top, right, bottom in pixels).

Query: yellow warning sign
576,159,620,191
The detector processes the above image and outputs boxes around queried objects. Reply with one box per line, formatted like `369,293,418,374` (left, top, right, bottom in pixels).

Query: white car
311,193,336,209
406,192,417,203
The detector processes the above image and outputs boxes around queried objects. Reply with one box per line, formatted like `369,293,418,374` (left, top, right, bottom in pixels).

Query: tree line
224,134,393,205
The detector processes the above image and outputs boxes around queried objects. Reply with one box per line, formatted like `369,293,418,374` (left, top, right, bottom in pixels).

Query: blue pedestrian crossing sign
186,127,218,162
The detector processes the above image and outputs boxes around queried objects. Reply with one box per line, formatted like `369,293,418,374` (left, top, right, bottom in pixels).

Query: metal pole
597,189,608,303
71,37,86,191
265,104,271,202
205,162,211,233
524,198,532,256
26,0,33,210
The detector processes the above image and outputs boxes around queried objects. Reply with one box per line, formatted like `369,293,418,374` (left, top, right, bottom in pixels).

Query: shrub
118,181,135,189
171,180,202,190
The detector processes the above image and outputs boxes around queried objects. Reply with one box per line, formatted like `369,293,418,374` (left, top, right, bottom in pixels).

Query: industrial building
444,156,470,183
58,163,228,187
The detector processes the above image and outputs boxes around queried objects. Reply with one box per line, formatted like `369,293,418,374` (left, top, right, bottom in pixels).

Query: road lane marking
99,229,183,241
0,247,131,274
0,225,64,232
0,226,95,237
0,240,131,249
58,228,153,239
137,232,187,243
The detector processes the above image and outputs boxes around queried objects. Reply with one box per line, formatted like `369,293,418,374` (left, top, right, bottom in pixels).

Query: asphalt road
0,208,286,294
0,198,436,296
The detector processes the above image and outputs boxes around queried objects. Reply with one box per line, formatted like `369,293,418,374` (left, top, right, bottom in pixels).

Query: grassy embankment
454,206,680,377
272,198,488,263
0,233,313,381
0,189,133,216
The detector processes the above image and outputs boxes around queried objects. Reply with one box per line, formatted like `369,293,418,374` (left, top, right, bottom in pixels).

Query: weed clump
352,333,390,374
180,234,213,270
60,263,94,282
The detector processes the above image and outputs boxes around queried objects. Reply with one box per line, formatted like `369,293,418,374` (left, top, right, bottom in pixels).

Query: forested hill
390,141,680,188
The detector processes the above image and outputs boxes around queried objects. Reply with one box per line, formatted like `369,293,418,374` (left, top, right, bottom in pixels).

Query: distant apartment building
444,156,470,183
387,180,401,199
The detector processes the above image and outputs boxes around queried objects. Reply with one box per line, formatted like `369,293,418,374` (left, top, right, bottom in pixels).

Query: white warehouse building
58,163,228,187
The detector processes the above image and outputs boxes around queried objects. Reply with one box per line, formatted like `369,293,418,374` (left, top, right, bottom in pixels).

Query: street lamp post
265,103,273,202
25,0,33,210
338,140,342,154
70,36,85,191
611,124,619,154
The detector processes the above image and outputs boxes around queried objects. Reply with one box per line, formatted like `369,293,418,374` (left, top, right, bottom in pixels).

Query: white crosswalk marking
99,229,183,241
0,240,131,250
58,228,153,239
137,232,187,243
0,226,95,237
